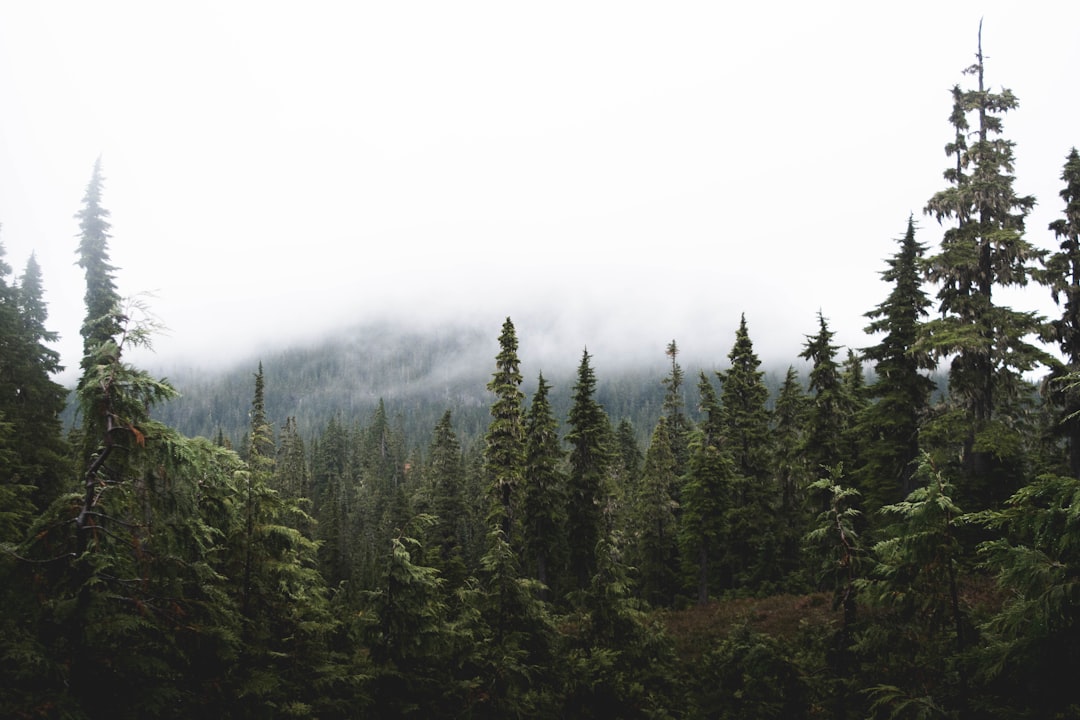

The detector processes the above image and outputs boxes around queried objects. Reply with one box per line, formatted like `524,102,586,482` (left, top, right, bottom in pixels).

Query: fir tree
75,157,122,369
485,317,526,539
422,409,469,587
921,27,1049,498
718,314,772,485
521,373,567,595
566,349,613,591
772,366,809,587
629,416,680,606
679,372,737,603
859,217,936,510
718,315,775,589
973,472,1080,716
14,252,69,509
800,312,848,483
1041,147,1080,478
661,339,691,477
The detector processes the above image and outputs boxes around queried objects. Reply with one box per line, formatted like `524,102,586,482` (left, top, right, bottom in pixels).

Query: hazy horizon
2,3,1077,386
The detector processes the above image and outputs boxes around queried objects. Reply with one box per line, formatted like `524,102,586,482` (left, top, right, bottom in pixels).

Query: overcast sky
1,2,1078,383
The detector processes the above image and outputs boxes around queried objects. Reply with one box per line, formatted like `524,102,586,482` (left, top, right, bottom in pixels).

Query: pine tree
485,317,526,539
921,27,1049,499
859,217,936,510
521,373,567,595
566,349,613,591
1041,147,1080,478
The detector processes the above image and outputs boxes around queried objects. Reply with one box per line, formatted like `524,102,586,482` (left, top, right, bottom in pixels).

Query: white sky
1,2,1078,382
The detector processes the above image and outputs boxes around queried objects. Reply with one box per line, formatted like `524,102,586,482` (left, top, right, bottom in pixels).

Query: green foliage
858,455,972,718
563,534,680,719
858,218,936,512
484,317,526,539
971,473,1080,717
679,373,737,603
566,349,614,591
457,527,562,718
920,34,1051,500
690,624,808,720
628,416,680,607
521,373,567,595
1039,148,1080,478
364,518,462,718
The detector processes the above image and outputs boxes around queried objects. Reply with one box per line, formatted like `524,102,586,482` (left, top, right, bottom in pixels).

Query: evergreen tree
628,416,680,606
1041,147,1080,478
718,315,775,589
861,455,972,718
611,418,643,492
718,314,772,485
521,373,567,595
459,526,561,718
805,468,867,720
421,409,469,587
484,317,526,539
972,472,1080,716
921,28,1049,499
563,533,679,718
799,312,848,478
365,519,462,717
14,253,70,509
679,372,737,603
772,366,809,587
661,339,692,477
312,415,354,589
566,349,613,591
75,157,123,370
0,241,50,547
859,217,936,510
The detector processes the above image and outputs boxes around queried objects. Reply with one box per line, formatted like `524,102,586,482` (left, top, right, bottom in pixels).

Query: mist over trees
5,38,1080,719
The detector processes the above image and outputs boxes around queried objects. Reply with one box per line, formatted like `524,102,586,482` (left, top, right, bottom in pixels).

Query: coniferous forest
4,41,1080,720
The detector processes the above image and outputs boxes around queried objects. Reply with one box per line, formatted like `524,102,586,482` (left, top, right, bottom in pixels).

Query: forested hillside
147,323,798,450
4,40,1080,720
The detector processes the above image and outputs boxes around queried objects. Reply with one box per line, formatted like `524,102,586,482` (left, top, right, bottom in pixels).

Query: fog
1,2,1077,384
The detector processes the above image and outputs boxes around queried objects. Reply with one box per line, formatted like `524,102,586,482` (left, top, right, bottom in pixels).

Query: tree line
3,39,1080,718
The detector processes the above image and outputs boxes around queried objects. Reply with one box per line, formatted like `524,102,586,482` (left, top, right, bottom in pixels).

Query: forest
3,42,1080,720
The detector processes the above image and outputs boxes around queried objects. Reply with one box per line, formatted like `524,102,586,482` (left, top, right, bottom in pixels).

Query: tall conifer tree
629,416,680,606
922,27,1049,497
566,349,612,591
859,218,936,509
1042,147,1080,477
485,318,526,539
680,372,737,603
75,157,122,368
521,373,567,594
800,312,847,478
661,340,691,477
